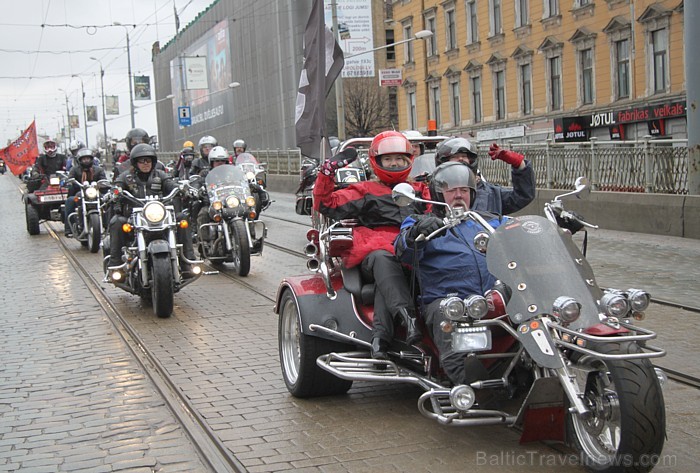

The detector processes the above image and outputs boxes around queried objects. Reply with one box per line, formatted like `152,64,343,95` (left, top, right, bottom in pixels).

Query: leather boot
370,338,389,360
398,307,422,345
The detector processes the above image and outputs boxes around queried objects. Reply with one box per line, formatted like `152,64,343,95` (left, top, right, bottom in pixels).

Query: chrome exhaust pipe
307,258,320,272
304,242,318,257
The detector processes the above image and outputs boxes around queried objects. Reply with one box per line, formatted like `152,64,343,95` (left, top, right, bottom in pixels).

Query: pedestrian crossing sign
178,106,192,126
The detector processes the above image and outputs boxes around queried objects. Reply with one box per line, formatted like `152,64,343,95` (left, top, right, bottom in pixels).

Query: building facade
390,0,686,143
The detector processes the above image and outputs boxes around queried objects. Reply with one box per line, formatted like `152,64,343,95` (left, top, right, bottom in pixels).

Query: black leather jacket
34,153,67,176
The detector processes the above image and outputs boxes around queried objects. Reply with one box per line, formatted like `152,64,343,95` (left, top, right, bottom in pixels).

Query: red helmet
368,131,413,185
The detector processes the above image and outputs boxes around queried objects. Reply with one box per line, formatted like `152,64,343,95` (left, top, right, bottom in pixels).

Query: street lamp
57,88,72,143
71,75,89,147
344,29,433,59
113,22,135,128
90,57,109,154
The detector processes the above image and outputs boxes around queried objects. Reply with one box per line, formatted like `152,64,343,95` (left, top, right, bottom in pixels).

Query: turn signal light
179,220,189,229
73,196,80,203
248,211,256,219
121,223,133,233
213,214,222,222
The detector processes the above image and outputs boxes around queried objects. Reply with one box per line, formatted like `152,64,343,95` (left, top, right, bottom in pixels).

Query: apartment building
389,0,686,143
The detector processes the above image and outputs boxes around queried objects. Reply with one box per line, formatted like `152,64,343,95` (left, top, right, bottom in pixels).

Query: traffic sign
178,106,192,127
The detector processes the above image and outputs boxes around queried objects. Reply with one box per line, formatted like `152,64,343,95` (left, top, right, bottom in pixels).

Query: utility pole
687,1,700,196
72,75,89,147
114,23,136,129
90,57,109,154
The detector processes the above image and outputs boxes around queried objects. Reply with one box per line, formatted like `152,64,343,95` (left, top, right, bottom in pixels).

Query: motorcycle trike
24,173,69,235
196,164,267,276
103,184,203,318
276,177,667,473
65,177,111,252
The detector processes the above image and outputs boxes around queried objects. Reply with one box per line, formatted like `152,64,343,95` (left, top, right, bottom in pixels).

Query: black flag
295,0,344,162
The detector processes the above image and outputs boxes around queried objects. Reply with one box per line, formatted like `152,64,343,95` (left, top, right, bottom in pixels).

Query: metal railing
161,138,689,194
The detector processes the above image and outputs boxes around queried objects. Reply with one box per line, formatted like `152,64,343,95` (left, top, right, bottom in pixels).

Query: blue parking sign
178,106,192,127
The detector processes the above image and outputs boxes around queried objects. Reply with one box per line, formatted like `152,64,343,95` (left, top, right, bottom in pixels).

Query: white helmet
208,146,229,165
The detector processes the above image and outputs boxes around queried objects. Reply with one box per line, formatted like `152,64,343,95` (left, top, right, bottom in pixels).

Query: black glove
555,210,585,235
406,215,446,246
320,148,358,176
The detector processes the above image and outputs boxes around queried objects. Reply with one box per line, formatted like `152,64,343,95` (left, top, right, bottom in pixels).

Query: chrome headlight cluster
626,288,651,312
440,295,489,322
552,296,582,324
245,171,256,181
84,186,99,200
225,195,240,208
599,290,630,317
143,201,166,224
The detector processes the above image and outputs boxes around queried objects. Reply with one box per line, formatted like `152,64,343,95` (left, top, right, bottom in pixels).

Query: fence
161,137,689,195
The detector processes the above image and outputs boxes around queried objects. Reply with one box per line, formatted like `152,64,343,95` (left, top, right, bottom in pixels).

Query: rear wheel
87,214,101,253
567,341,665,473
230,220,250,276
278,289,353,397
25,202,40,235
151,254,174,318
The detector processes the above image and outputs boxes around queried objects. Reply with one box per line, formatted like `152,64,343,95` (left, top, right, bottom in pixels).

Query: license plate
39,194,65,202
452,327,492,352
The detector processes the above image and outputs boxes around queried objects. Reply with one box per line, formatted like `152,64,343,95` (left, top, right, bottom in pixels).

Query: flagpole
331,0,345,141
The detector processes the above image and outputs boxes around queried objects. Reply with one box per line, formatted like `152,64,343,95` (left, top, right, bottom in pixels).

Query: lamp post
90,57,109,154
57,88,72,143
71,75,89,147
113,22,135,129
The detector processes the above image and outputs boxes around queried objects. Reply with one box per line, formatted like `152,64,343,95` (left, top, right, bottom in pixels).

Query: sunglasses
136,157,152,164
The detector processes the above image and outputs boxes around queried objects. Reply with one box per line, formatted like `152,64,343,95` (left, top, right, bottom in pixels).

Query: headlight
84,187,99,200
211,200,223,211
440,296,466,321
49,177,60,186
245,196,256,208
599,292,629,317
552,296,582,323
245,171,256,181
143,201,166,224
450,385,476,411
627,288,650,312
464,295,489,319
225,196,240,208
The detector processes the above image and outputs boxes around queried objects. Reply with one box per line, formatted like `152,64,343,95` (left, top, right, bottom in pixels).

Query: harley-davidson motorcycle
24,173,69,235
196,164,266,276
65,177,110,253
103,183,203,318
276,177,667,472
234,152,271,215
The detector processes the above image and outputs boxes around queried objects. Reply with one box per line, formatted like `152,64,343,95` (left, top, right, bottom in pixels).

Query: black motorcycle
65,177,111,253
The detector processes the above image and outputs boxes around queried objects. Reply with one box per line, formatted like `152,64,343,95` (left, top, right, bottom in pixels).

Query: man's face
410,144,421,157
201,144,213,157
448,152,476,167
211,160,226,168
135,157,153,172
380,153,411,168
442,186,471,210
234,147,245,155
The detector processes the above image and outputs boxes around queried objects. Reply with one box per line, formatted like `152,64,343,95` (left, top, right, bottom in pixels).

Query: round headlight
627,289,650,312
450,385,476,411
465,295,489,320
143,201,166,224
211,200,223,211
245,196,256,208
225,195,240,208
553,296,582,323
600,292,629,317
84,187,99,200
440,297,466,321
246,171,256,181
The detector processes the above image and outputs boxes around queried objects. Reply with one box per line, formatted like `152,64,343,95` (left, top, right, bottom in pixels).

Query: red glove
488,143,524,168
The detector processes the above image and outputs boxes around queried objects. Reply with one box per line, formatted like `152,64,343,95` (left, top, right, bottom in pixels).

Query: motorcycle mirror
554,176,591,202
392,183,417,207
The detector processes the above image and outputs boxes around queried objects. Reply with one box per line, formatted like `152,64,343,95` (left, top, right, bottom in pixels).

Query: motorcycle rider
66,139,86,171
395,161,503,386
314,130,430,360
30,139,67,191
234,151,270,212
64,148,107,236
232,139,247,158
173,145,196,180
113,128,158,181
435,138,535,215
195,145,230,243
106,143,196,276
191,136,217,175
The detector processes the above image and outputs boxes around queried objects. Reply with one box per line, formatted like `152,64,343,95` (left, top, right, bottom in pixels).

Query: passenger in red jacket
313,130,430,359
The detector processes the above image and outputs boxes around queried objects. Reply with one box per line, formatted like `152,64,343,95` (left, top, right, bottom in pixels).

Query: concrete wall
267,175,700,240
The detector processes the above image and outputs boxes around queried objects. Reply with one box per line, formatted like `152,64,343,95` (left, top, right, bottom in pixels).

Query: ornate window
638,4,672,95
569,28,597,106
603,16,632,101
538,36,563,111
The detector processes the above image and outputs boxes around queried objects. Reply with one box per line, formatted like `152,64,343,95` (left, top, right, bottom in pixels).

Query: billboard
134,75,152,100
69,115,79,129
106,96,120,115
86,106,98,122
324,0,375,78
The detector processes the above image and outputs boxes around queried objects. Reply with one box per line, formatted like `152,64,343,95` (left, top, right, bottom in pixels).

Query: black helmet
435,137,479,173
76,148,95,170
125,128,150,152
429,162,476,216
129,143,158,168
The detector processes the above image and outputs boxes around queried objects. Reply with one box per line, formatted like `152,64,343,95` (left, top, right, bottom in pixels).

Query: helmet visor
374,135,412,158
433,165,474,192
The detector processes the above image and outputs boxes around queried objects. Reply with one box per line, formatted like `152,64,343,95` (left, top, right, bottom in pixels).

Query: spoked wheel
278,289,353,398
25,202,40,235
567,341,665,473
150,254,174,318
87,213,101,253
230,220,251,277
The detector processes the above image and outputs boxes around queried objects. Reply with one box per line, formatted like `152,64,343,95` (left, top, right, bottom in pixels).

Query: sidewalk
0,176,208,472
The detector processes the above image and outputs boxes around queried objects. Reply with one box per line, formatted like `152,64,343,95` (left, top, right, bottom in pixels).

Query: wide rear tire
87,213,101,253
230,220,251,277
25,203,40,235
151,254,174,318
567,341,665,473
278,289,353,398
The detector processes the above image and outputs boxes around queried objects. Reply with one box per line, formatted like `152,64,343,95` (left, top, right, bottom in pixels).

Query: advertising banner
134,75,152,100
69,115,79,129
324,0,375,78
106,96,120,115
86,106,98,122
184,57,209,90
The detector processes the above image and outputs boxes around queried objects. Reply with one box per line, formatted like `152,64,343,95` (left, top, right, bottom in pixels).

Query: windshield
205,164,251,201
486,215,603,330
234,153,259,165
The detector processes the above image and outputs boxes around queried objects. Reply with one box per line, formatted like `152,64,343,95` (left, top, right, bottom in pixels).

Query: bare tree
343,78,392,137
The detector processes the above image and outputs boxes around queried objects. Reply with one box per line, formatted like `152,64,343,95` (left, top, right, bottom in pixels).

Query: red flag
0,121,39,176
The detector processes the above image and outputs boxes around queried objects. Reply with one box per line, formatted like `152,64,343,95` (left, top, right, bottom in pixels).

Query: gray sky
0,0,215,148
